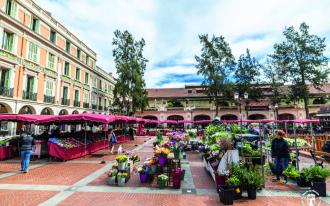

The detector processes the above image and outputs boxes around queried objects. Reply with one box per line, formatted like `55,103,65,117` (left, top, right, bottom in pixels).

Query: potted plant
138,165,149,183
116,155,128,170
283,165,299,180
244,167,264,199
297,168,311,187
157,174,168,189
117,172,128,186
107,169,118,185
304,165,330,196
154,147,170,166
149,157,158,173
172,142,183,159
130,154,140,164
226,176,242,200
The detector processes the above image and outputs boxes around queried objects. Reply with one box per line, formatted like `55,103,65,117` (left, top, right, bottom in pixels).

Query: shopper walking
20,132,35,173
271,130,290,184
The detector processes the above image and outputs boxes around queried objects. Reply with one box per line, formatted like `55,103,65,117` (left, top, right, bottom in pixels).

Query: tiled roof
147,83,330,99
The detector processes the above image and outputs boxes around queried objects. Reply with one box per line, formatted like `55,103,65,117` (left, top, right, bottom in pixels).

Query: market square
1,0,330,205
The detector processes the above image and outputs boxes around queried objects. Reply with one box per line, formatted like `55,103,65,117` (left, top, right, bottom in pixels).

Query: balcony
23,91,37,101
0,87,13,98
61,98,70,106
98,105,103,111
44,95,55,104
74,100,80,107
92,104,97,110
104,107,109,112
83,102,90,108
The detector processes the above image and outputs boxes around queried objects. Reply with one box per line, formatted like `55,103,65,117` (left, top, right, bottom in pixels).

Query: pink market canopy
56,114,116,124
194,120,212,124
178,120,194,124
0,114,58,124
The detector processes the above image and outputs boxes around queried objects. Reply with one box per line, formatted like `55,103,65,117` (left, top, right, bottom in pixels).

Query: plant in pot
304,165,330,197
157,174,169,189
218,184,234,205
107,169,118,185
244,167,264,200
154,147,170,166
137,165,149,183
283,165,299,181
171,142,183,159
226,176,242,200
117,172,128,186
297,168,311,187
116,155,128,170
149,157,158,173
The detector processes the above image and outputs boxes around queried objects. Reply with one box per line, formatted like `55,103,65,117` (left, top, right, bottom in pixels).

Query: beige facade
0,0,116,121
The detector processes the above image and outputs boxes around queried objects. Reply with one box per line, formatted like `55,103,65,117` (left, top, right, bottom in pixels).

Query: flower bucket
158,156,167,166
247,188,257,200
233,186,242,200
107,176,116,185
117,177,126,186
158,180,166,189
312,180,326,197
118,162,127,171
151,165,157,173
219,185,234,205
139,173,148,183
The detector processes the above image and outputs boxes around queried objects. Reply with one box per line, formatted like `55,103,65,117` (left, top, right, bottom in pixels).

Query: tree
112,30,148,115
195,34,235,116
270,22,329,118
234,49,262,117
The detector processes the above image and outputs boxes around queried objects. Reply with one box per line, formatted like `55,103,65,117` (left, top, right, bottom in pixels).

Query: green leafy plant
226,176,240,186
107,170,118,177
158,174,169,182
283,165,299,179
243,166,264,189
303,165,330,181
116,155,128,163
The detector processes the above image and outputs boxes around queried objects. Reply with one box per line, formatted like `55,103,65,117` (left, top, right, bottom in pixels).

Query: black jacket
20,135,35,151
271,138,289,158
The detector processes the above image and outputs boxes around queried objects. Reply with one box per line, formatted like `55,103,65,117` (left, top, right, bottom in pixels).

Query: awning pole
293,122,299,171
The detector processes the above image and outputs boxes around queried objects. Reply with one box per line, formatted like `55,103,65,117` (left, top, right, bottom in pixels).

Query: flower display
154,147,170,157
116,155,128,163
148,157,158,165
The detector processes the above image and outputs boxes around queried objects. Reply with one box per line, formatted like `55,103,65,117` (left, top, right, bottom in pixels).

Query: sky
35,0,330,88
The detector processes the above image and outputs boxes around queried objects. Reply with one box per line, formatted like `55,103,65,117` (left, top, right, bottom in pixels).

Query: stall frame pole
293,122,299,171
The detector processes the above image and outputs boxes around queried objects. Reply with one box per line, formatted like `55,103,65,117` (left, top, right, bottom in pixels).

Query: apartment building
0,0,116,122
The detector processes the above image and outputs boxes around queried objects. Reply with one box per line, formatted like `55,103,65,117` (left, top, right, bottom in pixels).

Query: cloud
36,0,330,88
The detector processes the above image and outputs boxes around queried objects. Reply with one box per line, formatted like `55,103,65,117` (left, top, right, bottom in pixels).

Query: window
45,80,54,96
83,92,89,103
47,52,55,69
31,17,40,33
92,95,96,105
98,96,102,106
5,0,17,18
50,30,56,44
0,69,10,89
98,79,102,90
104,99,107,108
28,42,38,63
86,56,90,65
85,73,89,84
62,86,68,98
26,75,35,93
2,31,14,52
93,78,97,88
74,90,79,101
77,49,81,59
64,62,70,76
65,41,70,53
104,82,108,93
75,68,80,81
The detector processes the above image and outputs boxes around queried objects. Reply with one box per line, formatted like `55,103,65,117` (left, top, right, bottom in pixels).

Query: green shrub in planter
157,174,168,189
303,165,330,196
243,167,264,200
226,176,242,200
283,165,300,180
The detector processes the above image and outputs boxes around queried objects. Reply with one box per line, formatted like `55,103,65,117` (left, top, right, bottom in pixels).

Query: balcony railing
83,102,90,108
44,95,55,104
23,91,37,101
74,100,80,107
0,87,13,97
92,104,97,109
98,105,103,111
61,98,70,106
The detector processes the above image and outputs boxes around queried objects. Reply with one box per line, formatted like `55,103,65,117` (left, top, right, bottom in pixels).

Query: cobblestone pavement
0,136,329,206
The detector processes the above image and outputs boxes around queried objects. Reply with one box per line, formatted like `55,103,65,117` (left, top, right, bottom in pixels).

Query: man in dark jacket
20,132,35,173
271,130,289,183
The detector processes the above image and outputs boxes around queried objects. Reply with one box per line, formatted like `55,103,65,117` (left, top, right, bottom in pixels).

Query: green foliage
243,143,261,156
270,22,329,118
210,144,220,151
302,165,330,181
195,34,235,115
284,138,308,148
158,174,169,182
244,166,264,189
112,30,148,115
115,155,128,163
234,48,262,99
283,165,300,179
226,176,240,186
205,124,225,137
156,131,163,140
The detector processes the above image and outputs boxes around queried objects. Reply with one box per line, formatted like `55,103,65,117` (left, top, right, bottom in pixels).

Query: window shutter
11,1,17,18
4,70,10,88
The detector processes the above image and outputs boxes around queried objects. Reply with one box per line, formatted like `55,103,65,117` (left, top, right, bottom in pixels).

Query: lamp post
234,92,248,134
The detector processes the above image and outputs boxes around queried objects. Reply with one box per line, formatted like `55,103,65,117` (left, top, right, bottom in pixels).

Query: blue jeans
274,157,288,181
21,150,32,172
